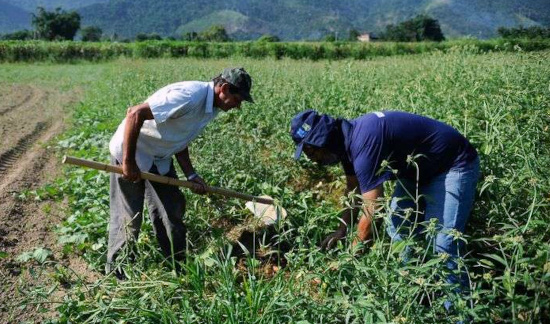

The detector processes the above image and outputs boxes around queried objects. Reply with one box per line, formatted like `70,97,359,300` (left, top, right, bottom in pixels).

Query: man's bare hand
122,160,141,182
189,175,208,195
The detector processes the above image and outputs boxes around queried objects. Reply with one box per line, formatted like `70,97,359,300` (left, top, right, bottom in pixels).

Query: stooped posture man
107,67,253,276
290,109,479,298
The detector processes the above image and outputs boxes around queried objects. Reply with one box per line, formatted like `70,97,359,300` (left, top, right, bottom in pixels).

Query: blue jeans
386,157,480,290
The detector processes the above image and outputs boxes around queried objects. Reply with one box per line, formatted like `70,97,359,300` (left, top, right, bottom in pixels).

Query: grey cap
220,67,254,103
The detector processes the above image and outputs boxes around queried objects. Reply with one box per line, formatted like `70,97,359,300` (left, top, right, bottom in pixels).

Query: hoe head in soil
246,195,287,227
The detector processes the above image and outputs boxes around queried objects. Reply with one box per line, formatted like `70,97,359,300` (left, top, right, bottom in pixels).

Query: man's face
216,83,243,112
303,145,340,166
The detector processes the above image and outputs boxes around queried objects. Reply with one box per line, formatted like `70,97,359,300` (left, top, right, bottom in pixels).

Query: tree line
1,7,548,42
0,6,274,43
3,38,550,64
323,15,445,42
497,26,550,39
379,15,445,42
1,7,102,42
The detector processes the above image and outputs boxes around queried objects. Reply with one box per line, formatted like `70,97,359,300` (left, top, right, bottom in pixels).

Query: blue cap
290,110,337,160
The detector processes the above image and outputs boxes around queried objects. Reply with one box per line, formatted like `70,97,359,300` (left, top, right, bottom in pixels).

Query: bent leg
144,163,187,263
107,156,145,274
423,157,480,290
386,178,425,262
386,178,422,242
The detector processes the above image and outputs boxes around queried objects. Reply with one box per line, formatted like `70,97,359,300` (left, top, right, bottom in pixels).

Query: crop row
0,38,549,63
43,52,549,323
5,50,549,322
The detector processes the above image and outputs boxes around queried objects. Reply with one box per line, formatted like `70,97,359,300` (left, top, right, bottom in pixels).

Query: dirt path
0,84,97,322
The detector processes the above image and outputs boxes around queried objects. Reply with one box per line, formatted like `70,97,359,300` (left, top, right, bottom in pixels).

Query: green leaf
203,257,216,268
91,242,104,251
33,248,52,263
16,251,33,263
375,310,387,322
478,259,495,268
481,253,509,268
422,258,442,268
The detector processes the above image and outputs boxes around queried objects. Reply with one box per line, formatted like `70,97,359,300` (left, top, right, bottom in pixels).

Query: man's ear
219,83,230,94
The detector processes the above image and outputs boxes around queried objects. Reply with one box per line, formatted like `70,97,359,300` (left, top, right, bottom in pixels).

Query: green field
1,39,550,63
5,49,550,323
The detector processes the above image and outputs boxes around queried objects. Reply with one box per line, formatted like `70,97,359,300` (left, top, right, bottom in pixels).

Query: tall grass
0,38,550,63
8,49,550,323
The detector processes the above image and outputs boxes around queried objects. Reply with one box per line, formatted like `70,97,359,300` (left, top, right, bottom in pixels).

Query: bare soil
0,84,98,323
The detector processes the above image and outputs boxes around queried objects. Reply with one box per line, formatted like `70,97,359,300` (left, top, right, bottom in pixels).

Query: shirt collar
205,81,215,114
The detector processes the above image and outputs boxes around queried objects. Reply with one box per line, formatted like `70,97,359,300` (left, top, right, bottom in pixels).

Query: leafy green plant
3,49,549,322
16,248,53,264
1,39,550,63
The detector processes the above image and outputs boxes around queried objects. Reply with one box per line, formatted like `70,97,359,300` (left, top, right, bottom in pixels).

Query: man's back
343,111,478,192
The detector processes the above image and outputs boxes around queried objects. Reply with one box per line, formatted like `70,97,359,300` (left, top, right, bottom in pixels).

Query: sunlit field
7,49,550,323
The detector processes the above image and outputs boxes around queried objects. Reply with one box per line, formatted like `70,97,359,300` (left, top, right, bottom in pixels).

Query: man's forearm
357,205,375,241
123,118,142,163
175,147,195,177
356,185,384,242
336,174,363,232
175,147,208,194
122,104,152,163
336,206,361,232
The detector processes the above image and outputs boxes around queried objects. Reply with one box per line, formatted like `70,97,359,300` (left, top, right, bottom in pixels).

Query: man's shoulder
344,113,387,157
350,113,385,135
163,81,209,92
153,81,210,106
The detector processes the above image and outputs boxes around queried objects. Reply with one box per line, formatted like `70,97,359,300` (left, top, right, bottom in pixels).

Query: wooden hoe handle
62,156,275,205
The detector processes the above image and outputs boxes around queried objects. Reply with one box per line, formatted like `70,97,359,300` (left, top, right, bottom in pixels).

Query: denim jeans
386,156,480,290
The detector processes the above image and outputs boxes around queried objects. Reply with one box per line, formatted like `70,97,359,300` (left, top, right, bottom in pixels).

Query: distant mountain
2,0,108,11
0,1,32,33
78,0,550,39
1,0,549,40
176,10,268,40
0,0,107,35
422,0,550,38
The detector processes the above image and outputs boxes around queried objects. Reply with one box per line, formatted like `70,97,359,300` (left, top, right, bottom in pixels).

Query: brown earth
0,84,98,323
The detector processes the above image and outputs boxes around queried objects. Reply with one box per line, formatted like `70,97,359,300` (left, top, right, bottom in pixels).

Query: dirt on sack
0,84,98,323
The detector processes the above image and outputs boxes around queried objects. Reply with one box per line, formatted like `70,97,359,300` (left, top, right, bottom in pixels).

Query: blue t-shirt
341,111,478,193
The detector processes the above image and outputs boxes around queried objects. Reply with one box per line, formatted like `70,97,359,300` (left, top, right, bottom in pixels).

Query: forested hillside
1,0,549,39
0,1,32,33
77,0,550,39
2,0,107,11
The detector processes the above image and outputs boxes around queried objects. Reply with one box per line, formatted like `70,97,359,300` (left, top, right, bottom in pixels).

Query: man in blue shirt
290,109,480,292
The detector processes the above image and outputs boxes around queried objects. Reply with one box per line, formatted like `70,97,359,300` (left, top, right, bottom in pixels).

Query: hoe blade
245,196,287,226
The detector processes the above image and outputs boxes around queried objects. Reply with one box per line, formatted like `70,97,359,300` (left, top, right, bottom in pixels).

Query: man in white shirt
107,67,253,277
